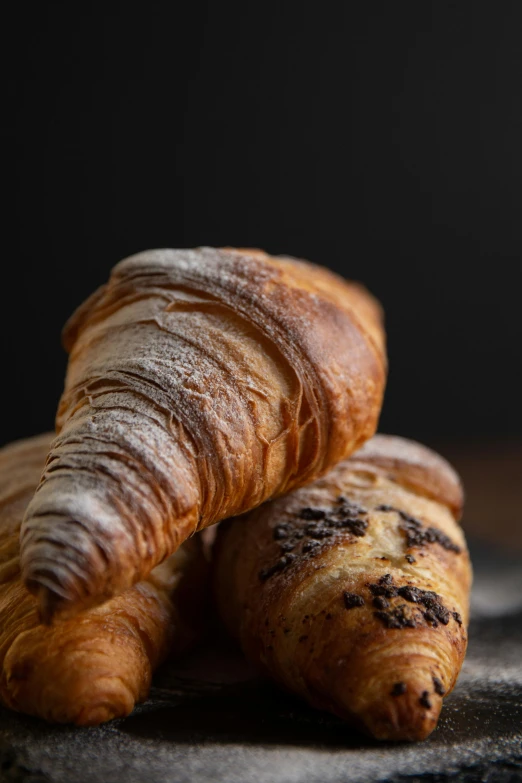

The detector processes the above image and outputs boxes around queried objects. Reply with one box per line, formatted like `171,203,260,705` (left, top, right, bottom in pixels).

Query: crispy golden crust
20,247,386,621
213,434,471,742
351,435,464,518
0,434,207,725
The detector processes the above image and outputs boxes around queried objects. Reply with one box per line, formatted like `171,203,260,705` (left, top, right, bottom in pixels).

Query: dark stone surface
1,542,521,783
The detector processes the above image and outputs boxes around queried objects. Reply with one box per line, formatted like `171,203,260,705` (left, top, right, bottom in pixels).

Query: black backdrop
2,3,522,449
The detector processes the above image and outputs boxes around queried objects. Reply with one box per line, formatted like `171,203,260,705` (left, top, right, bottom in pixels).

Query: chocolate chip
304,525,333,539
391,682,407,697
423,595,450,624
394,584,452,626
437,608,451,625
433,677,445,696
341,505,368,517
368,578,454,630
374,604,418,629
343,592,365,609
453,611,463,625
400,517,461,553
376,504,397,513
334,518,368,536
405,554,416,563
420,691,432,709
373,596,390,609
398,585,423,603
374,610,396,628
302,540,321,553
300,507,326,521
337,495,367,513
369,583,398,598
398,510,423,526
259,553,296,581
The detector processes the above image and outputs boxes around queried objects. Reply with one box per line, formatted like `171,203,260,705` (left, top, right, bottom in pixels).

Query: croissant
213,434,471,741
21,247,386,621
0,433,207,725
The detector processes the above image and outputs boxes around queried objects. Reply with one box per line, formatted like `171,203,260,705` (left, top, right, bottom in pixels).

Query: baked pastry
213,434,471,741
20,247,386,621
0,434,207,725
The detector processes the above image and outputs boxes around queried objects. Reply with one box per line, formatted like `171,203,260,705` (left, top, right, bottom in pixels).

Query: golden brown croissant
21,247,386,621
213,434,471,741
0,433,207,725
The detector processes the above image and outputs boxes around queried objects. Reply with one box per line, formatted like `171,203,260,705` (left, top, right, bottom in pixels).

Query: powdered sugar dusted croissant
213,435,471,741
0,434,207,725
21,247,386,621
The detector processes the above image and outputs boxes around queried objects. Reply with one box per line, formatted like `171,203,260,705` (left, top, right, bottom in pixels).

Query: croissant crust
0,434,207,725
21,247,386,620
213,434,471,741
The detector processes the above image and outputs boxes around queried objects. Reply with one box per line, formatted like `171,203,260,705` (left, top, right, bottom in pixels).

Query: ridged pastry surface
214,434,471,741
20,247,386,620
0,434,206,725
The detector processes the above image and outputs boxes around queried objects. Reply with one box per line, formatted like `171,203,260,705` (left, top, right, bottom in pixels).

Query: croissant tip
24,580,63,625
24,565,97,624
74,703,129,727
39,595,58,626
356,687,442,742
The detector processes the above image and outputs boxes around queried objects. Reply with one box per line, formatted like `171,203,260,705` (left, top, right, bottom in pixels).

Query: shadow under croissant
118,675,522,749
117,607,522,749
120,679,377,749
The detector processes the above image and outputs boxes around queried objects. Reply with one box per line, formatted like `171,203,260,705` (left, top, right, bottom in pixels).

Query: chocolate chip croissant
0,434,207,725
213,435,471,741
21,247,386,621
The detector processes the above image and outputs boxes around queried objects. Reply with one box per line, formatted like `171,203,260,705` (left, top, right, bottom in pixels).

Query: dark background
2,3,522,450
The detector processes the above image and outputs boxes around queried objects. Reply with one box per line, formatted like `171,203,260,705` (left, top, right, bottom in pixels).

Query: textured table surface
0,541,521,783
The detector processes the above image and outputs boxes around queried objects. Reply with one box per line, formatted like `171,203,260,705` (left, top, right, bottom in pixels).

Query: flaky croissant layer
21,247,386,621
214,435,471,741
0,434,207,725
